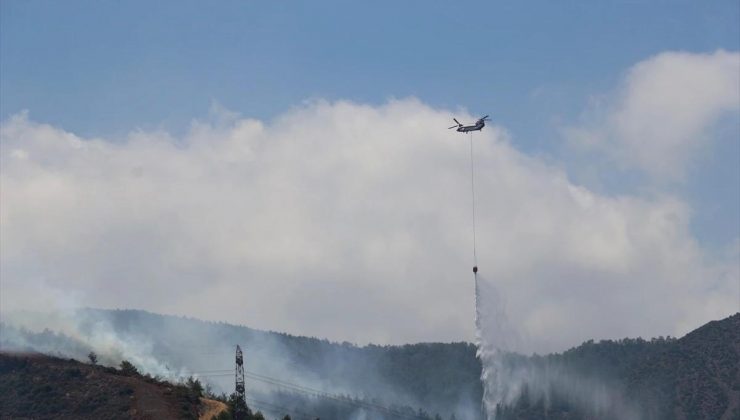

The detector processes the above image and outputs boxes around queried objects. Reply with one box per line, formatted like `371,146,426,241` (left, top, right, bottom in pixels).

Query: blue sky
2,0,738,140
0,1,738,345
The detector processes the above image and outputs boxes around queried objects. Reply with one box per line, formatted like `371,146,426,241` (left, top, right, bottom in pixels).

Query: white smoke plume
0,308,190,380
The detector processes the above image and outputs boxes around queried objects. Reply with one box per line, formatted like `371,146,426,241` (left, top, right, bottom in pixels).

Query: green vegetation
119,359,139,376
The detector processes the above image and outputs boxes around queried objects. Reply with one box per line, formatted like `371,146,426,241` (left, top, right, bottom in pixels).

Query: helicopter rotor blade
453,118,461,125
448,125,459,129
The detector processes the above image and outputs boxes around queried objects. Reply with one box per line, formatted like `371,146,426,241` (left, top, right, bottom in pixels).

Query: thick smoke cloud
1,88,737,352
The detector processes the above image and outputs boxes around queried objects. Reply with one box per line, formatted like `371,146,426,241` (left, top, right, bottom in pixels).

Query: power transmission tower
235,345,247,420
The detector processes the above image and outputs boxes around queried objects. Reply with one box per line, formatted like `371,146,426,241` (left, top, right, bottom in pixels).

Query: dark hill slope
496,313,740,420
626,313,740,419
0,352,203,420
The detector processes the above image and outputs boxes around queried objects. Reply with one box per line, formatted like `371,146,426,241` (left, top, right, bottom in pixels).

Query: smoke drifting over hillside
1,309,186,379
0,308,482,418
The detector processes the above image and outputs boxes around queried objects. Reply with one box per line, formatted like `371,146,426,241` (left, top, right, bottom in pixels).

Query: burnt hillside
0,352,207,420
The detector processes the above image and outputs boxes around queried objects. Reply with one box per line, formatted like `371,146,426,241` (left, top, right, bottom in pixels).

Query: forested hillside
495,313,739,419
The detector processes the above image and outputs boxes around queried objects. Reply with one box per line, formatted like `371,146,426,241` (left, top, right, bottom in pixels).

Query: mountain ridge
1,310,738,419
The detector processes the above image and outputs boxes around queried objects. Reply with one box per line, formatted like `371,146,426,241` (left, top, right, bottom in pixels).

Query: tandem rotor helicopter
448,115,490,133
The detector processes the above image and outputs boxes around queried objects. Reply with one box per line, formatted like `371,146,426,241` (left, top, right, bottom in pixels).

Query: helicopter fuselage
456,121,485,132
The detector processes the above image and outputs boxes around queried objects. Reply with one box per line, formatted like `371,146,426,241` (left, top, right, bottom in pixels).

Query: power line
194,369,425,419
244,371,425,420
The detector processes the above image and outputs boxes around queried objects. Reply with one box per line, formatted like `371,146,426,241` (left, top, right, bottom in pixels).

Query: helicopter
448,115,490,133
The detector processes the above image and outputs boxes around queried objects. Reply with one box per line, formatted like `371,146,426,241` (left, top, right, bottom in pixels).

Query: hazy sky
1,1,738,351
